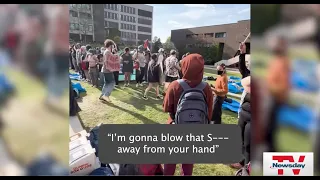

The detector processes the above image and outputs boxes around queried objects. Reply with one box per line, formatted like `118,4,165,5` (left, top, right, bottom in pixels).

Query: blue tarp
229,76,241,81
222,99,240,113
291,59,319,92
0,74,14,93
72,82,86,93
228,83,244,94
69,73,81,81
277,105,315,132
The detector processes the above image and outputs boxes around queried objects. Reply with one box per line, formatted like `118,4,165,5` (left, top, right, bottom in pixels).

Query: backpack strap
177,79,190,90
195,81,207,91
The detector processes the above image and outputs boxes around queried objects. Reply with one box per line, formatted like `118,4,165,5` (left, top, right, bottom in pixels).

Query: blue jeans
45,55,69,98
99,72,104,87
101,72,115,97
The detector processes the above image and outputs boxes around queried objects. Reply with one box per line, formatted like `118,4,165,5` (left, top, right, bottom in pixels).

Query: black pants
315,128,320,173
113,71,119,85
144,66,148,82
137,67,145,84
238,110,251,165
266,99,281,152
211,96,225,124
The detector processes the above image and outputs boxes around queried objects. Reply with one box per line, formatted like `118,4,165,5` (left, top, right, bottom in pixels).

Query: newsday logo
263,152,314,176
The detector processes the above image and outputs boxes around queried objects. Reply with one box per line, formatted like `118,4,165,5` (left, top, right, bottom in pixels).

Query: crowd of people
69,38,253,175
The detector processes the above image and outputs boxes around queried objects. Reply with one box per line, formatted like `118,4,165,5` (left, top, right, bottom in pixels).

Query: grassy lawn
1,69,69,166
76,71,241,176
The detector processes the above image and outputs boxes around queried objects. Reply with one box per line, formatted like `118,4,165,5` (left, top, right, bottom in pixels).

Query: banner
105,54,120,72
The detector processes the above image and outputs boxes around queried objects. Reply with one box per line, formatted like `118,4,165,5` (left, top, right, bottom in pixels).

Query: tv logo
263,152,314,176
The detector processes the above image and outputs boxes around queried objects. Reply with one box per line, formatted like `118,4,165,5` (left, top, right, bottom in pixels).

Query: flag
144,39,150,51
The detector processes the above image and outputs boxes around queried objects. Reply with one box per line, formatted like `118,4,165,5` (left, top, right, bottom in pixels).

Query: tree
78,5,93,43
138,40,144,46
105,28,121,40
113,36,121,45
152,36,162,53
162,36,177,53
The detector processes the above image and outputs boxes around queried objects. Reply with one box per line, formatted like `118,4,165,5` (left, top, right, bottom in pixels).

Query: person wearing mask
99,39,120,102
143,53,161,100
163,54,213,176
133,45,146,87
87,49,99,88
144,50,151,83
211,63,228,124
231,76,251,169
164,50,180,93
121,47,133,87
265,36,290,152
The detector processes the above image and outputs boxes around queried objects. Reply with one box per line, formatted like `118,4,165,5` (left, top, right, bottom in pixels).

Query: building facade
171,20,250,60
69,4,153,45
69,4,94,43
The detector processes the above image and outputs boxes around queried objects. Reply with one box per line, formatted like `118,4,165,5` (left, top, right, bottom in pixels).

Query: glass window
88,25,93,32
121,23,123,29
107,4,110,9
121,5,123,12
115,4,118,11
108,12,111,18
115,13,118,20
130,7,132,14
111,13,114,19
133,8,135,14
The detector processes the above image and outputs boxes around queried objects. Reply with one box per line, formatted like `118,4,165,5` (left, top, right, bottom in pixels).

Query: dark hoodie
163,54,214,124
147,58,160,83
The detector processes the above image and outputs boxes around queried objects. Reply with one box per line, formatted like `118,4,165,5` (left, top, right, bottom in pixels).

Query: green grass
2,70,69,166
76,71,241,176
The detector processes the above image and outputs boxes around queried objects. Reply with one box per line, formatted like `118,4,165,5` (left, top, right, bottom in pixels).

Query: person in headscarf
144,49,151,83
157,48,165,85
143,53,161,100
162,54,213,176
133,45,146,87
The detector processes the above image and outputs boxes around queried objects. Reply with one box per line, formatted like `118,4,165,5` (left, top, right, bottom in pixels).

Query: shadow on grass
100,100,160,124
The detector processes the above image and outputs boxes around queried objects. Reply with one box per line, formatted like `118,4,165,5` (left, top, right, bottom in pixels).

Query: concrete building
69,4,153,45
171,20,250,60
69,4,94,42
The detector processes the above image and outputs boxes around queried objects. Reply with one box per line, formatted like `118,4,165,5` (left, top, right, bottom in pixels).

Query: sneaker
142,95,148,100
136,84,139,87
124,84,128,87
101,95,111,102
139,83,143,87
156,96,161,100
127,83,130,86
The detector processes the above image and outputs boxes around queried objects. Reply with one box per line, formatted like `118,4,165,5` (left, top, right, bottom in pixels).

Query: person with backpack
162,53,214,176
211,63,228,124
143,53,161,100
